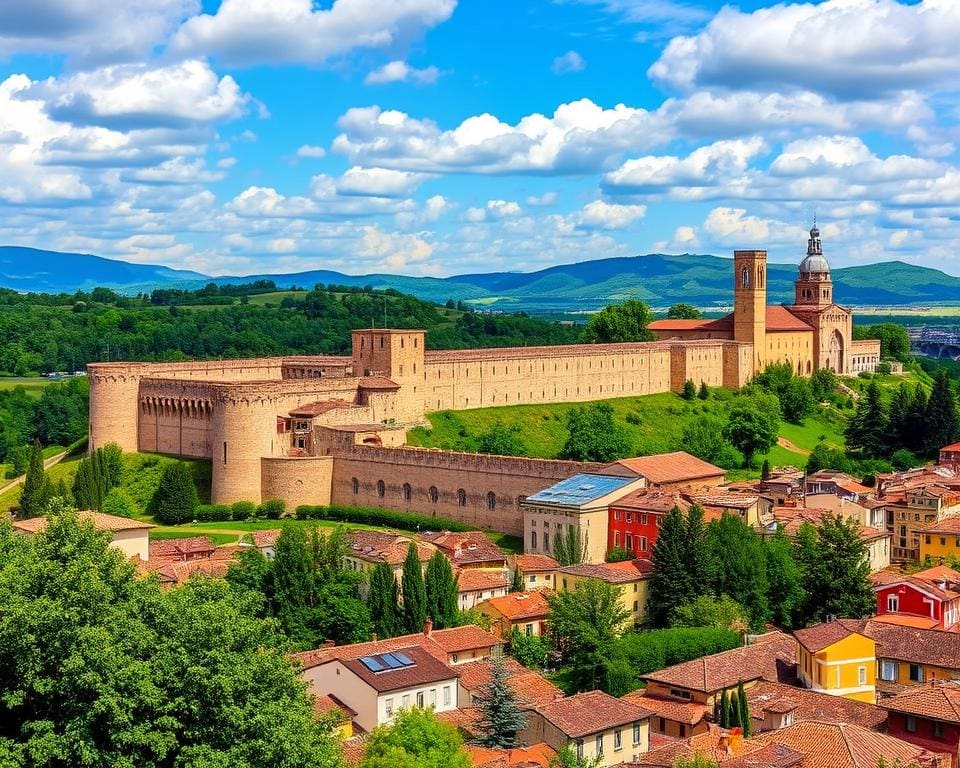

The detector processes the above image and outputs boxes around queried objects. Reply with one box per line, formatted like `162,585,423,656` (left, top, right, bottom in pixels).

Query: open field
244,290,308,305
0,377,53,397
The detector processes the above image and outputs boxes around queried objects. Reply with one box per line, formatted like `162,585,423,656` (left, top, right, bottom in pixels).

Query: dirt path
777,436,811,456
0,450,70,498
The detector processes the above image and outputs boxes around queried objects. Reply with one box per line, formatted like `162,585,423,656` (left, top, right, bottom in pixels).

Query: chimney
423,617,433,637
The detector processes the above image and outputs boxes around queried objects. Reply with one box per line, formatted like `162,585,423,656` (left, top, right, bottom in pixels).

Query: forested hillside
0,283,580,375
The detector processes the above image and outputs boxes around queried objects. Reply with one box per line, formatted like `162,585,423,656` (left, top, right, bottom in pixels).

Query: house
509,553,560,591
793,620,876,702
148,535,215,562
138,556,233,587
921,519,960,564
521,690,652,767
864,620,960,696
885,484,960,562
692,491,765,527
312,693,356,738
620,689,711,739
240,528,281,559
303,645,460,733
744,680,887,733
606,452,726,489
342,531,435,579
874,565,960,631
765,508,891,572
805,471,872,503
457,568,510,610
456,656,562,709
940,443,960,473
634,724,805,767
607,489,688,560
477,591,551,639
465,743,556,768
882,682,960,768
755,720,942,768
556,559,654,626
419,530,507,570
760,467,806,505
12,511,154,561
522,473,647,564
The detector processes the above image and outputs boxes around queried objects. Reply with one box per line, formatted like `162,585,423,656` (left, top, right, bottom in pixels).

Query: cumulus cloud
170,0,457,67
575,200,646,229
552,51,585,74
359,225,434,270
770,135,943,183
649,0,960,98
365,60,440,85
332,99,671,174
702,207,808,246
296,145,327,159
527,192,558,206
122,157,224,184
337,166,430,197
464,199,523,222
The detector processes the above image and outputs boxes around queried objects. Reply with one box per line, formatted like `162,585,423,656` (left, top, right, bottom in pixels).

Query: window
909,664,925,682
402,694,410,708
640,536,648,552
614,510,621,521
596,735,603,756
858,665,867,686
429,689,437,706
377,480,385,498
887,594,899,612
633,723,641,745
543,532,550,551
741,266,750,288
402,483,412,502
626,513,633,523
614,532,621,547
352,477,359,495
531,531,537,550
576,740,584,760
626,534,633,550
443,686,451,706
385,698,394,717
935,721,945,739
525,622,534,636
906,715,917,733
528,574,536,584
614,729,622,751
641,513,648,525
416,692,424,708
487,491,496,510
457,489,466,507
451,653,459,663
669,689,692,700
429,486,439,503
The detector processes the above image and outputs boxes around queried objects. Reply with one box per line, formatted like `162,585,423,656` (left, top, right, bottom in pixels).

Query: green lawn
0,377,53,397
245,290,308,306
843,369,931,404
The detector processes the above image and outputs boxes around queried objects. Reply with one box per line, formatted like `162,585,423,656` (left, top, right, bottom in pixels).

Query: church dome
799,225,830,275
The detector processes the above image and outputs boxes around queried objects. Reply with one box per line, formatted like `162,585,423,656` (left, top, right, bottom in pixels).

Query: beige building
522,690,652,767
13,511,154,561
557,559,654,627
509,553,560,591
456,569,510,610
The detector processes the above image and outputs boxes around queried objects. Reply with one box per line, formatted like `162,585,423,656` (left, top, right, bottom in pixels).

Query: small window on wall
429,486,439,503
352,478,360,494
457,489,467,507
377,480,385,498
487,492,496,510
402,483,412,502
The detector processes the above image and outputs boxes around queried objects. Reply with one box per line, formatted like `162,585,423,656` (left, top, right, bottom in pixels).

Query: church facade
648,227,880,377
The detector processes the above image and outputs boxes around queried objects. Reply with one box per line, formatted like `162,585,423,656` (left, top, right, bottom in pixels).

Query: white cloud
359,225,435,270
649,0,960,98
552,50,586,75
0,0,198,64
332,99,671,174
336,166,429,197
770,136,943,183
365,60,440,85
702,207,808,246
575,200,646,230
267,237,297,253
122,157,224,184
527,192,558,206
29,60,250,129
296,144,327,159
170,0,456,67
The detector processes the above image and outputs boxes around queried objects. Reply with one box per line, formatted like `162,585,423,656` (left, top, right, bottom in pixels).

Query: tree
508,626,550,669
810,368,837,401
547,579,631,693
553,525,589,566
17,439,50,518
862,323,911,362
685,505,715,594
360,708,470,768
707,514,769,630
561,402,632,462
368,562,402,639
510,565,524,593
890,448,919,472
0,504,344,768
606,547,634,563
649,507,695,627
781,377,814,424
472,651,527,748
887,384,911,452
846,380,888,457
813,515,875,621
761,459,771,481
273,524,317,645
425,551,459,630
698,381,709,400
681,415,740,469
102,487,137,518
728,690,741,728
549,745,603,768
723,390,780,468
402,542,428,634
737,679,750,736
153,461,199,524
477,422,526,456
667,303,702,320
924,371,958,455
764,529,806,629
904,385,929,455
670,595,749,632
718,688,730,727
682,379,697,400
581,300,655,343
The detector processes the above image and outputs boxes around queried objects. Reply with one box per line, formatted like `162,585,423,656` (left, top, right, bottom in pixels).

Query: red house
941,442,960,473
874,565,960,631
607,489,689,559
882,683,960,768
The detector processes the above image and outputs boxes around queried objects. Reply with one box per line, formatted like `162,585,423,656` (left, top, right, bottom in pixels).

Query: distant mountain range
3,245,960,313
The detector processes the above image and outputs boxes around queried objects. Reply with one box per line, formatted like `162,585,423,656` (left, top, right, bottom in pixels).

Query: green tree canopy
153,460,200,524
402,542,428,634
369,561,402,639
553,525,589,566
472,651,528,748
666,303,702,320
424,550,459,630
360,708,470,768
723,390,781,468
581,300,655,343
17,439,50,518
561,402,632,462
670,595,749,632
856,323,911,362
707,513,770,630
846,379,889,457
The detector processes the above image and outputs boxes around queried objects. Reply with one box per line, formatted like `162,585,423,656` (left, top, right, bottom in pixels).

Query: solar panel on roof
360,656,385,672
392,651,414,666
380,653,403,669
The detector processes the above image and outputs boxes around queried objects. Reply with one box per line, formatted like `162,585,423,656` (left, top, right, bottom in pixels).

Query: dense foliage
295,503,472,532
561,402,632,461
0,506,343,768
0,377,88,467
472,652,528,748
359,708,470,768
581,300,655,343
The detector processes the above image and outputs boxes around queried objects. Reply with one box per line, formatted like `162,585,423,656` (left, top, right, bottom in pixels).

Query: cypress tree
728,691,740,728
153,461,199,524
649,506,693,627
924,371,959,455
18,440,50,518
888,384,911,452
510,564,524,593
905,385,929,455
736,679,750,736
272,524,316,646
760,459,771,481
472,651,527,748
698,381,709,400
719,689,730,728
685,504,713,595
845,380,887,456
402,542,427,634
425,551,459,630
368,562,401,639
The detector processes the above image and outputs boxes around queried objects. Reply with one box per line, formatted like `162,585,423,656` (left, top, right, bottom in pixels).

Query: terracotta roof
141,557,233,585
636,726,804,767
357,376,400,390
339,645,458,693
148,536,215,560
288,399,353,417
13,510,155,534
745,681,887,731
872,613,943,630
457,657,562,708
610,489,690,514
915,564,960,582
535,690,651,739
926,517,960,534
755,720,942,768
340,735,366,767
479,591,550,621
558,559,654,583
794,620,867,653
642,632,797,693
509,554,559,573
420,530,506,566
436,707,483,738
882,682,960,722
466,743,556,768
457,569,510,593
649,306,813,334
247,529,281,548
863,620,960,668
621,692,710,726
432,624,502,654
345,531,434,566
312,692,356,721
610,451,725,485
942,442,960,452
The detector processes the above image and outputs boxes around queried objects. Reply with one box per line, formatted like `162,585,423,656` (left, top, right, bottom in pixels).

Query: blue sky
1,0,958,278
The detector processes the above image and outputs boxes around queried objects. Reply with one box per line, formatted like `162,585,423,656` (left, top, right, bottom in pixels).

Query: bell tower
794,225,833,307
733,249,767,372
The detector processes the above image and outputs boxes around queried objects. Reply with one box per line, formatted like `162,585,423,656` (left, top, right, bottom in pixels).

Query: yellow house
793,621,876,703
919,516,960,563
556,560,654,627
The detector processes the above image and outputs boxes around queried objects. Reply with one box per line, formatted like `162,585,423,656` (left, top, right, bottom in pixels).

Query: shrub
231,500,256,520
257,498,286,519
891,448,920,472
606,547,634,563
195,504,233,522
102,487,137,518
876,361,892,375
295,503,472,533
681,379,696,400
616,627,740,677
153,462,200,525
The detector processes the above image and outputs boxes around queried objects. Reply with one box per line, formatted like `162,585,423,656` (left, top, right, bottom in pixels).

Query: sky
1,0,959,278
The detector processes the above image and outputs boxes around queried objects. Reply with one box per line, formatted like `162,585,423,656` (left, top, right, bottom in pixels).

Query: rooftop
637,725,804,767
340,646,457,693
457,657,562,708
535,690,651,738
456,569,510,593
419,530,506,565
745,681,887,731
13,510,155,534
465,744,556,768
558,559,654,583
610,488,690,514
525,473,638,507
288,399,354,417
610,451,725,486
863,619,960,668
479,591,550,621
246,529,282,549
794,620,868,654
621,691,710,726
148,535,215,560
881,682,960,723
344,531,434,566
509,553,560,573
648,306,814,334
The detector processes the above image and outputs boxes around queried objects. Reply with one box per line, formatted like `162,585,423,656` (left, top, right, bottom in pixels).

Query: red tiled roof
457,569,510,593
466,743,556,768
312,692,356,720
357,376,400,390
637,725,804,767
13,510,154,533
794,620,867,653
941,442,960,453
480,591,550,621
610,451,725,485
288,399,353,416
436,707,483,738
509,553,560,573
247,529,281,548
148,536,215,559
457,657,562,708
872,614,942,630
421,530,506,566
340,735,366,767
621,692,710,726
345,531,434,566
882,682,960,722
610,489,690,514
745,681,887,731
140,557,233,585
926,517,960,534
649,306,813,334
536,690,651,738
558,559,654,583
863,620,960,668
755,720,942,768
339,645,457,693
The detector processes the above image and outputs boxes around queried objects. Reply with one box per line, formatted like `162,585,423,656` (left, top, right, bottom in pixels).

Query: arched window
402,483,412,502
457,489,467,507
487,492,496,511
352,477,359,495
377,480,385,498
741,266,750,289
429,486,439,503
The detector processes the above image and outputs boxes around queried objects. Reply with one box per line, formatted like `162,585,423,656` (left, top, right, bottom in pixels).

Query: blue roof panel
525,473,635,506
